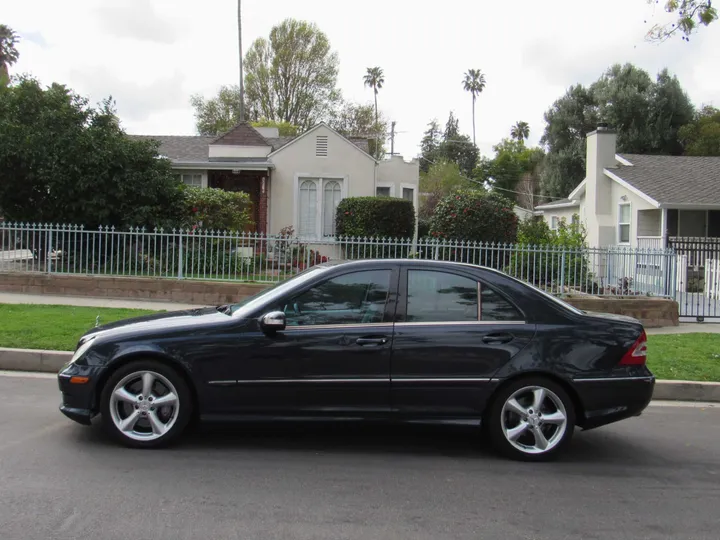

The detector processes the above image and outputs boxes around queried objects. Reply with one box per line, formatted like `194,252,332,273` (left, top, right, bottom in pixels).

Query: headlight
70,337,96,364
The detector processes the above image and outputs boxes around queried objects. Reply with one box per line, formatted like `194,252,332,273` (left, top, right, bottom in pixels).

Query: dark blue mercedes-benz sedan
58,259,654,461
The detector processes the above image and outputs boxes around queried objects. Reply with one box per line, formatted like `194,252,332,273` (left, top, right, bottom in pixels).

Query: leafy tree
327,100,387,157
183,187,252,231
462,69,486,145
510,121,530,144
679,105,720,155
540,64,694,198
475,139,545,206
419,161,472,220
419,113,479,176
250,119,298,136
0,24,19,86
645,1,718,42
243,18,340,130
190,85,246,136
0,77,183,229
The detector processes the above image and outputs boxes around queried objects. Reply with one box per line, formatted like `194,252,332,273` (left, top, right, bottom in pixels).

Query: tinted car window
480,286,523,321
284,270,391,326
406,270,478,322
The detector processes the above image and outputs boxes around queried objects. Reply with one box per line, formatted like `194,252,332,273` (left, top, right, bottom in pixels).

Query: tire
99,360,192,449
485,376,575,462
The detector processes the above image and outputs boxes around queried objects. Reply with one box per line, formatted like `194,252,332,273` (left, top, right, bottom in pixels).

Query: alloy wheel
108,370,180,442
500,385,568,455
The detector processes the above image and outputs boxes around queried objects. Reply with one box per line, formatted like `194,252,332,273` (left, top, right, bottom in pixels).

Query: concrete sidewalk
0,292,202,311
647,323,720,335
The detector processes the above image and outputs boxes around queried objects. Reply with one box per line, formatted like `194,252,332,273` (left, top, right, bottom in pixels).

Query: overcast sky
6,0,720,160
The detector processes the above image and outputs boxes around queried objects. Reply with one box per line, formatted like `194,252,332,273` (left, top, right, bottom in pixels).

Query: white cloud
2,0,720,159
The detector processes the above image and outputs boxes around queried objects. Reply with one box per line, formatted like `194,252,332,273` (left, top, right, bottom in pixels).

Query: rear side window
406,270,523,323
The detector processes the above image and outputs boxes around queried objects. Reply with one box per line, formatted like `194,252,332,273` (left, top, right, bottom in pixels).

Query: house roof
211,122,270,146
616,154,720,205
535,198,579,210
130,135,214,161
267,122,375,161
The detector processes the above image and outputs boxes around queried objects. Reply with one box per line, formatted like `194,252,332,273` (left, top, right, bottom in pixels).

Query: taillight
619,330,647,365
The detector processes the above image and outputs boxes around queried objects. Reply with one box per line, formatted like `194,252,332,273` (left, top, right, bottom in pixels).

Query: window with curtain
323,180,342,236
298,180,318,237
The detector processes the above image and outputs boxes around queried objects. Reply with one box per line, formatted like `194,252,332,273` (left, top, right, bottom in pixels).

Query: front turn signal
69,376,90,385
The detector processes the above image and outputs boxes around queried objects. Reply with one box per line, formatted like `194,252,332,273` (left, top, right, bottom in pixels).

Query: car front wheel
99,360,192,448
486,377,575,461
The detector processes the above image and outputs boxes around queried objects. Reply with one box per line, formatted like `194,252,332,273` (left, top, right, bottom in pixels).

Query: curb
1,347,719,403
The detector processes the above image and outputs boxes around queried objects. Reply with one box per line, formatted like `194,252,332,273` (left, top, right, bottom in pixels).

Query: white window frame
294,174,348,240
175,170,207,188
400,182,418,208
550,216,559,230
376,182,394,197
618,202,631,245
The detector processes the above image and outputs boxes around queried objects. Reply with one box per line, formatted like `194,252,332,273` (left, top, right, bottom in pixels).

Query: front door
273,266,398,415
390,267,536,418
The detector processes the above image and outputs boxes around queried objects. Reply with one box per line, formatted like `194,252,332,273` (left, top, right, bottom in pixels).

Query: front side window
283,270,391,326
618,203,631,244
402,187,414,202
376,186,391,197
181,174,202,187
550,216,559,230
298,178,343,238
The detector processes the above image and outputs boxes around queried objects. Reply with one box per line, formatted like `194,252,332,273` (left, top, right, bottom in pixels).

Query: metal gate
669,237,720,321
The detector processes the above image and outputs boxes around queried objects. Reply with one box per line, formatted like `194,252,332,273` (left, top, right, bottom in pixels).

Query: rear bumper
573,376,655,430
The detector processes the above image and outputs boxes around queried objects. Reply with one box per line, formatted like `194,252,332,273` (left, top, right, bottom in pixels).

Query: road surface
0,372,718,540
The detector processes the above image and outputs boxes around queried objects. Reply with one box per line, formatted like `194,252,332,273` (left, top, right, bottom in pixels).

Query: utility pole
390,121,396,156
237,0,245,122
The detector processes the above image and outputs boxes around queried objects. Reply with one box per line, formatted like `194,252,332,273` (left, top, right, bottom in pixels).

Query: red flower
451,213,457,218
456,196,461,200
192,207,198,213
344,211,349,215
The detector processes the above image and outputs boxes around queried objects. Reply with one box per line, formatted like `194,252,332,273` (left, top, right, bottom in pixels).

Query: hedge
335,197,415,238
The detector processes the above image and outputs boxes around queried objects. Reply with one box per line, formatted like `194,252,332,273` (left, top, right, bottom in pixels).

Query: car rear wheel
99,360,192,448
486,377,575,462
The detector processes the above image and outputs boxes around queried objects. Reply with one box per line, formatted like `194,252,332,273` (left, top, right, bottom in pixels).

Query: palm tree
363,67,384,125
462,69,486,146
511,121,530,144
0,25,19,85
237,1,245,121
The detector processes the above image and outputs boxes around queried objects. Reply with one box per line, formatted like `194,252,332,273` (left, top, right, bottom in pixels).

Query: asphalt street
0,373,718,540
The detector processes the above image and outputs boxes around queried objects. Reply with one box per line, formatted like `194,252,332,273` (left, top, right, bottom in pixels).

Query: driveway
0,372,718,540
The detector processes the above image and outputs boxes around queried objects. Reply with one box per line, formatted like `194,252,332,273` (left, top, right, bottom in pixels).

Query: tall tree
0,77,183,228
679,105,720,155
237,0,245,121
645,1,718,42
462,69,486,145
327,100,388,156
363,67,384,125
540,64,694,198
190,85,246,136
510,121,530,144
0,24,19,86
419,120,443,173
242,18,340,130
419,113,479,176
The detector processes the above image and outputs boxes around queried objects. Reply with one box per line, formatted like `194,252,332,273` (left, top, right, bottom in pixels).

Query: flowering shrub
335,197,415,238
429,189,518,243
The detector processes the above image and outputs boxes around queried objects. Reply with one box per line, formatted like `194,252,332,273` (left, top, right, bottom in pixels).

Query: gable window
618,203,631,244
316,136,328,157
550,216,559,230
298,177,344,239
376,186,391,197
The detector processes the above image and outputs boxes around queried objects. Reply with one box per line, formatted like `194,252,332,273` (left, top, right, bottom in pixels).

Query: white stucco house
534,126,720,251
134,122,420,238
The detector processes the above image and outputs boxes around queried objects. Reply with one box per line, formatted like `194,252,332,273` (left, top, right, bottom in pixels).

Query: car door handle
482,333,514,345
356,337,388,346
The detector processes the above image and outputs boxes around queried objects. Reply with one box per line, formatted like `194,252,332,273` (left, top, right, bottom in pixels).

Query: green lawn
647,334,720,382
0,304,159,351
0,305,718,383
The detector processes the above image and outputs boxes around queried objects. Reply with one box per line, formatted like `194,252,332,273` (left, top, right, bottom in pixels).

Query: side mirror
260,311,286,333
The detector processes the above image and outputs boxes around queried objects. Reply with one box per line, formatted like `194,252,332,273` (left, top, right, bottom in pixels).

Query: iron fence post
178,232,184,279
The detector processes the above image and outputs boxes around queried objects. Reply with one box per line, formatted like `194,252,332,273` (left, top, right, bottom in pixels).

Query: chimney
584,125,617,245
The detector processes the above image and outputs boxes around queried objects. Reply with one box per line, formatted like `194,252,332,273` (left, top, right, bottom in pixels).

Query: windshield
231,266,330,317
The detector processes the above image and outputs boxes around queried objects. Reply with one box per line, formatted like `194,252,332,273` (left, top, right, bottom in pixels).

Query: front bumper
57,363,105,426
574,375,655,430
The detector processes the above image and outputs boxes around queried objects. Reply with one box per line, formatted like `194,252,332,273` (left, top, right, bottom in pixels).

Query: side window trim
477,279,526,323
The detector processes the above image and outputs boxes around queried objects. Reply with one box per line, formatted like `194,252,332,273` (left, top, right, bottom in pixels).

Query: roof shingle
616,154,720,205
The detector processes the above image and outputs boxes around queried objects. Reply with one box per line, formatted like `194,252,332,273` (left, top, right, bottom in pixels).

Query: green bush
182,187,252,232
335,197,415,238
429,189,518,243
417,218,431,238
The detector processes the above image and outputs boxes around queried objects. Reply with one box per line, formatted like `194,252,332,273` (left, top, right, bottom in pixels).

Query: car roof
317,258,503,275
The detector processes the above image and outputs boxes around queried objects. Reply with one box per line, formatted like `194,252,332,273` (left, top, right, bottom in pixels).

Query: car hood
79,307,232,343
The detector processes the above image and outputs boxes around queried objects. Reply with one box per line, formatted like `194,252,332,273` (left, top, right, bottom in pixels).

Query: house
534,126,720,252
134,122,420,238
